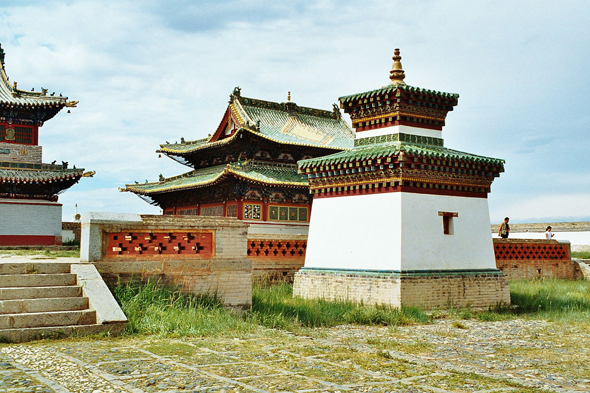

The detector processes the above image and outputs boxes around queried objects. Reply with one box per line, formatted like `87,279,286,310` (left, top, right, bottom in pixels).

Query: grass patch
572,250,590,259
113,279,254,337
251,282,430,331
113,277,590,337
113,280,432,337
0,249,80,258
474,279,590,324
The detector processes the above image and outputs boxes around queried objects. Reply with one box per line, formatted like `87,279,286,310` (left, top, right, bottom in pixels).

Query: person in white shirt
545,226,555,239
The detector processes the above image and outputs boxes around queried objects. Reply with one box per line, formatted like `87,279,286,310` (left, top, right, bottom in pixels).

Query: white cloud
0,0,588,221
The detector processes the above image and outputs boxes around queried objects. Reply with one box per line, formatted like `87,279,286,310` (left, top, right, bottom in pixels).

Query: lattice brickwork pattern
106,231,213,257
247,239,307,259
494,241,569,260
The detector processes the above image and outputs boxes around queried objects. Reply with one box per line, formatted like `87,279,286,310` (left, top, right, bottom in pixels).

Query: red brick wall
493,239,576,280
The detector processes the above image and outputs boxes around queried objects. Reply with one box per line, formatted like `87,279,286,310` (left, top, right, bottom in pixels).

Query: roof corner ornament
65,100,78,108
230,86,241,102
82,171,96,177
0,44,5,67
332,103,341,118
159,174,165,182
389,48,406,86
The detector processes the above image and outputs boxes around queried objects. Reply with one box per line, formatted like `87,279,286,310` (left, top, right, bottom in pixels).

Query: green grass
113,280,431,336
572,250,590,259
0,249,80,258
111,277,590,337
251,282,430,331
113,279,254,337
476,279,590,324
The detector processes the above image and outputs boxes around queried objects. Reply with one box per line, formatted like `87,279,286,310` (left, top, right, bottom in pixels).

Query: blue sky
1,0,589,224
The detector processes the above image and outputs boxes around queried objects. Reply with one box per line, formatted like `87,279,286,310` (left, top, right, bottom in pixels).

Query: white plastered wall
0,198,62,236
400,193,496,270
303,192,496,271
304,193,403,271
357,125,442,139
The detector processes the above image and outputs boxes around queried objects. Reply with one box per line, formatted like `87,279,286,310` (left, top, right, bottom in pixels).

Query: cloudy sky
1,0,588,225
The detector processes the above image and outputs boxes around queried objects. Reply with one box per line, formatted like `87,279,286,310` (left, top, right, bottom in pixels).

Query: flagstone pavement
0,319,588,393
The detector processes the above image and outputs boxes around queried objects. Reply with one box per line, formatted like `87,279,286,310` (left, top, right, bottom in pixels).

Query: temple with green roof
293,49,511,309
0,44,93,246
123,87,354,280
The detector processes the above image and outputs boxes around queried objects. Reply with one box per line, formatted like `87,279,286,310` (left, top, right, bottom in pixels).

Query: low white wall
0,198,62,236
246,222,309,236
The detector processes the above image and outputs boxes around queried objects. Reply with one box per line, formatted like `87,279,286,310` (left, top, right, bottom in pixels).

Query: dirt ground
0,318,588,393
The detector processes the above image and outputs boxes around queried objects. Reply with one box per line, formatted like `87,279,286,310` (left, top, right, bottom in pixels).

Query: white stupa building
293,49,510,309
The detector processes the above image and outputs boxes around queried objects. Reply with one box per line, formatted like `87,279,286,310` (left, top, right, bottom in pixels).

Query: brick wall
81,213,251,309
247,234,307,282
0,142,42,163
493,238,576,280
293,269,510,310
0,199,62,245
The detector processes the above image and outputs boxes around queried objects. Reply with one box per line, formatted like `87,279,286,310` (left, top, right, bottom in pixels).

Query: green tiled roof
299,141,504,169
124,160,307,195
0,168,85,182
158,137,210,152
339,83,458,104
158,92,355,154
235,97,354,149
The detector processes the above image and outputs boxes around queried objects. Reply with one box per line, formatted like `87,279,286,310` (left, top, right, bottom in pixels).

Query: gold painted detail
389,48,406,86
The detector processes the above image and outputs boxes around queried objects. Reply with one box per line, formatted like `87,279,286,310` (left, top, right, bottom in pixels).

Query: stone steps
0,323,126,343
0,262,71,275
0,285,82,300
0,260,127,343
0,309,96,329
0,297,88,314
0,273,77,288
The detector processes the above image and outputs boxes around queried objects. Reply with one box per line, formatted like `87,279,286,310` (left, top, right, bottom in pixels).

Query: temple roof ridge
339,81,459,105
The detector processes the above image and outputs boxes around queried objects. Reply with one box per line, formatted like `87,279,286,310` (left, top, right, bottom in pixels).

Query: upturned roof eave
0,67,69,108
299,142,505,169
123,163,307,196
158,127,349,156
338,83,459,104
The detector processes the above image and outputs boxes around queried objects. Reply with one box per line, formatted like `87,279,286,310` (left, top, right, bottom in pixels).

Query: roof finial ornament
287,91,291,102
389,48,406,86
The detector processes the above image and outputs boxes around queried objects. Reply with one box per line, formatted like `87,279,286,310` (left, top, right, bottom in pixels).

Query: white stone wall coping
70,263,127,325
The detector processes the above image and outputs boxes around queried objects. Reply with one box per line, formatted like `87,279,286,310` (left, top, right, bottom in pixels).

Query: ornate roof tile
123,160,307,195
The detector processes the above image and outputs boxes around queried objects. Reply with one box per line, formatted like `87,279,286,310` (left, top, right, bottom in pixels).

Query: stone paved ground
0,319,588,393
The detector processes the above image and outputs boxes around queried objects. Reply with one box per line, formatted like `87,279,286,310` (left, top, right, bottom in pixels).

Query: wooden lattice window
201,205,224,216
177,208,198,215
268,206,309,222
226,204,238,217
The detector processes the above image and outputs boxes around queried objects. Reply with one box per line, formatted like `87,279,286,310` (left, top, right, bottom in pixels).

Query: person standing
498,217,510,238
545,226,555,239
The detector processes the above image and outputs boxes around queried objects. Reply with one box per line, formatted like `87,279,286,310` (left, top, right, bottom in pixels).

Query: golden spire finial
287,91,291,102
389,48,406,85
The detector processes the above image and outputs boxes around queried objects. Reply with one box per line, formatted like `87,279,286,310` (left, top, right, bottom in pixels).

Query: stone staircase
0,260,127,343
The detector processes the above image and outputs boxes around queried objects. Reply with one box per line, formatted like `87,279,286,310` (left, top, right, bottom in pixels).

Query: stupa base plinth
293,268,510,310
